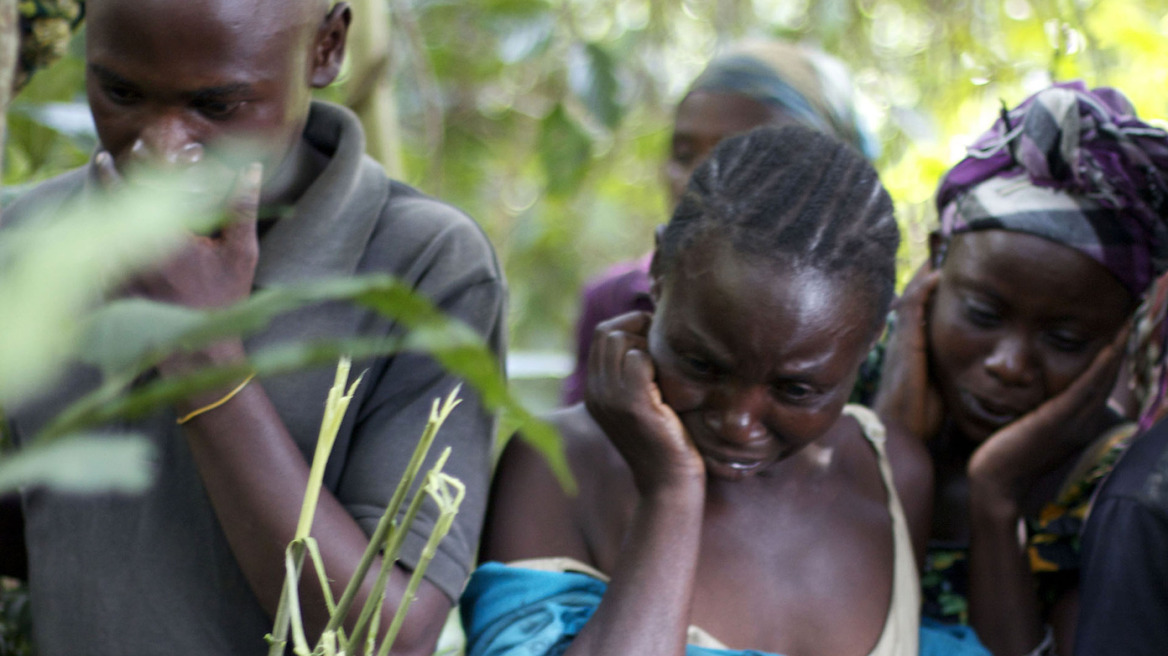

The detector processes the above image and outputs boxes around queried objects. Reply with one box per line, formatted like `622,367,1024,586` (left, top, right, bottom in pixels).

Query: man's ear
311,3,352,88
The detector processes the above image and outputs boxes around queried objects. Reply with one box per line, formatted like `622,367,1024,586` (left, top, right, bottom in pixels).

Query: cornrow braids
655,125,899,329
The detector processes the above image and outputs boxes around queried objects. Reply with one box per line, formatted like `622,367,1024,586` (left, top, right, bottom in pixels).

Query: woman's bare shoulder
479,403,628,564
833,406,934,563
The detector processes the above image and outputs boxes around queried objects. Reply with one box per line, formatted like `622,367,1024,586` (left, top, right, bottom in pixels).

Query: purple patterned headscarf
936,81,1168,297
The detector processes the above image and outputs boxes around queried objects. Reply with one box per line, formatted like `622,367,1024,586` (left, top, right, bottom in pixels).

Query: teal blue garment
460,562,991,656
919,618,990,656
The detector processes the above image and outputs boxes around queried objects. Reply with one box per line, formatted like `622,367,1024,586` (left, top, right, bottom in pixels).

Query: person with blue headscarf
561,39,879,405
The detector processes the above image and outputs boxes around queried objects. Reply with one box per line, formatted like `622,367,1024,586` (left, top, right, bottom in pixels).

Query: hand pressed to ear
968,322,1132,504
874,262,943,443
584,311,705,496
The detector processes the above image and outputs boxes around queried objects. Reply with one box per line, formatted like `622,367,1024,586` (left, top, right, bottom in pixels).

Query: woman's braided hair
654,125,899,330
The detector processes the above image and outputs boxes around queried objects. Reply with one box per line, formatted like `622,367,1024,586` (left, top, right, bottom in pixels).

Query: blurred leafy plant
0,172,572,497
18,1,1168,364
379,0,1168,341
8,0,1168,405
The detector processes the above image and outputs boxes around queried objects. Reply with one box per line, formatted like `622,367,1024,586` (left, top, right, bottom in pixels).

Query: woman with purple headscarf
876,81,1168,656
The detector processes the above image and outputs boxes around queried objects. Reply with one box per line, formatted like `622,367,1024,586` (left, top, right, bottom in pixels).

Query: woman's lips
960,389,1024,428
701,452,768,479
685,419,775,479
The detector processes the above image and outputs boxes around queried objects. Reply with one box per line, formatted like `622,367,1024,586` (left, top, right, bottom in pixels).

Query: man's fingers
231,162,263,219
94,151,123,191
220,163,262,257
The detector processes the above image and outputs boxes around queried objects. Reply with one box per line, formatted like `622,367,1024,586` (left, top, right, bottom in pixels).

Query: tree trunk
347,0,403,178
0,0,20,185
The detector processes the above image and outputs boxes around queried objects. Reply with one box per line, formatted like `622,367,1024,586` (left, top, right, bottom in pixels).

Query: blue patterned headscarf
687,40,880,160
936,81,1168,297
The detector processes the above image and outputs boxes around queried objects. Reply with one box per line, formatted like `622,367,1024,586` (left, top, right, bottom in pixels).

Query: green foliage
374,0,1168,350
8,1,1168,411
0,434,153,494
267,364,467,656
537,104,592,196
0,173,215,409
0,174,565,652
4,29,86,189
0,178,572,496
4,2,1167,652
572,42,624,131
64,277,572,490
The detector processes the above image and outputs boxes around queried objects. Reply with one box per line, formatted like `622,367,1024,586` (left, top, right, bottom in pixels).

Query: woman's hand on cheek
967,322,1131,508
874,263,943,443
585,311,706,497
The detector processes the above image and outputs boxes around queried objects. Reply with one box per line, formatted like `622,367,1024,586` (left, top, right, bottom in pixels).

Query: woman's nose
984,334,1036,387
703,388,767,444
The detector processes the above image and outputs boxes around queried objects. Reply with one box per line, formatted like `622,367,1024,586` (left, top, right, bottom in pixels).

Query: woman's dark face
648,243,877,481
928,230,1133,443
665,90,791,208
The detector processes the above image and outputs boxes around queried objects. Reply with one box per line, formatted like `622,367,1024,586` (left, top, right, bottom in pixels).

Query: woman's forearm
968,484,1046,656
566,479,705,656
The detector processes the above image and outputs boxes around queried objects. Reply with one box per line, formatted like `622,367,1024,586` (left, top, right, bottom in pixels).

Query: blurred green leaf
0,176,223,409
537,104,591,196
10,101,95,150
79,300,204,378
13,0,1168,493
481,0,550,15
77,278,415,377
571,42,623,130
0,434,153,495
51,276,576,492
